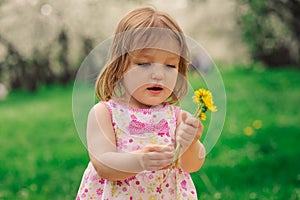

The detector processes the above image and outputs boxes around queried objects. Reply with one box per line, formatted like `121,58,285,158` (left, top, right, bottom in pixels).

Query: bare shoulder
87,101,115,143
89,101,111,122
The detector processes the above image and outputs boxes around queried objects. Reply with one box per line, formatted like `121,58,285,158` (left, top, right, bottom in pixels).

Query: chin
141,100,163,107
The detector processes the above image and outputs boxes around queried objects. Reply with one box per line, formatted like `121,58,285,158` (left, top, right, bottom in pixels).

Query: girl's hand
176,111,203,152
138,144,174,171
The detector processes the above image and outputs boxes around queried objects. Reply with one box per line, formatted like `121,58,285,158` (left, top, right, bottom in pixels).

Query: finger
147,157,173,170
181,120,204,140
181,111,188,123
168,143,175,151
180,123,198,135
148,152,174,160
176,131,190,144
184,116,201,128
143,145,172,152
179,125,203,144
143,145,161,152
176,135,192,147
195,126,203,140
178,134,195,144
140,156,170,171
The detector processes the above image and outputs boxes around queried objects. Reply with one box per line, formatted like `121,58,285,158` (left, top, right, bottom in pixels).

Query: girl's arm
176,110,206,172
178,140,206,173
87,103,173,181
87,103,140,180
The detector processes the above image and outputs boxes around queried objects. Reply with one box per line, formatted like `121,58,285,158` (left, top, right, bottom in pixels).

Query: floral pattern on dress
76,99,198,199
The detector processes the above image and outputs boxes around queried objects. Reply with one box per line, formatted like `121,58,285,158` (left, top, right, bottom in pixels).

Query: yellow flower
203,95,217,112
244,126,254,136
193,88,210,104
193,88,217,120
199,112,206,120
252,120,262,129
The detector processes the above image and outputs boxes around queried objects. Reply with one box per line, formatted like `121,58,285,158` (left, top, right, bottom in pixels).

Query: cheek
122,68,147,92
165,70,178,89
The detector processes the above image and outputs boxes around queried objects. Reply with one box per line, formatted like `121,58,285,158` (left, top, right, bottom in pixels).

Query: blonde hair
96,7,189,103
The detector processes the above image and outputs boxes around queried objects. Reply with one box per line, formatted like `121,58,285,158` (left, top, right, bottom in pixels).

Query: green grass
192,67,300,199
0,85,89,199
0,67,300,199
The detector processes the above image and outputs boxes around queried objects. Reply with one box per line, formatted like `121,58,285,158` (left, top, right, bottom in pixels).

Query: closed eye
166,64,176,68
137,63,151,67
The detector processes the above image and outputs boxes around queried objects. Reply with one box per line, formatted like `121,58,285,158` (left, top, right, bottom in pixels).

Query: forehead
129,29,182,56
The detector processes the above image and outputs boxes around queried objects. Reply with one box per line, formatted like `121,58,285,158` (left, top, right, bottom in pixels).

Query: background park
0,0,300,199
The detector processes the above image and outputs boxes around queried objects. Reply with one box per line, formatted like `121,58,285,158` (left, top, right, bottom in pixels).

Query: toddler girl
76,7,206,200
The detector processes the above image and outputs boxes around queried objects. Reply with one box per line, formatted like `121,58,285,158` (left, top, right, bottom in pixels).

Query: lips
146,85,163,94
147,85,163,91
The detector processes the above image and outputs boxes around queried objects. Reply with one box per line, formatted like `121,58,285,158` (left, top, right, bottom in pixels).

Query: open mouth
147,86,163,91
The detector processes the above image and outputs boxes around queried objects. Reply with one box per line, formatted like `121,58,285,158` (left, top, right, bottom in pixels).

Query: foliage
236,0,300,68
0,0,109,92
0,30,94,92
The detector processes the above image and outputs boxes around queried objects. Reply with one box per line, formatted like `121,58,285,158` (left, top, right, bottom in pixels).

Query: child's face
122,48,180,108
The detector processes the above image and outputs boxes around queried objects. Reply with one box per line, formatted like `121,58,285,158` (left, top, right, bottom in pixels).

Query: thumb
181,111,188,123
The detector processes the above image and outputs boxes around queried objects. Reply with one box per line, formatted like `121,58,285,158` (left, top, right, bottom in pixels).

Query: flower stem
173,144,181,167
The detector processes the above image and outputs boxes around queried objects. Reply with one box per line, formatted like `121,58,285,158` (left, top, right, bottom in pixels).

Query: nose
151,64,164,80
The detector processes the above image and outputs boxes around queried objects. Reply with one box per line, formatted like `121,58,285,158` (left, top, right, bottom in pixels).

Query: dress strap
173,106,180,124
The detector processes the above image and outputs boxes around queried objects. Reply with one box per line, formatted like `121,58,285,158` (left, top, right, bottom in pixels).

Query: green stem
173,144,181,167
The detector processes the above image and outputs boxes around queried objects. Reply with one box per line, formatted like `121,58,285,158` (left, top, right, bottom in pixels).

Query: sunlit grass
192,67,300,199
0,85,88,199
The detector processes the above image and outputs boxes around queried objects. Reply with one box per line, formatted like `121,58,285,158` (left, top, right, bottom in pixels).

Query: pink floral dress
76,99,198,200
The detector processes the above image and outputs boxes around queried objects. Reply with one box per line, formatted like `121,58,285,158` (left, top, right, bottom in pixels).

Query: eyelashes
136,63,176,68
137,63,151,67
166,64,176,68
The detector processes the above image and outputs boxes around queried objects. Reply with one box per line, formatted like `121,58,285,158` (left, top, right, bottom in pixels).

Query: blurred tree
237,0,300,68
0,30,93,91
0,0,101,91
0,0,6,6
57,29,72,84
0,33,54,91
0,0,134,91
